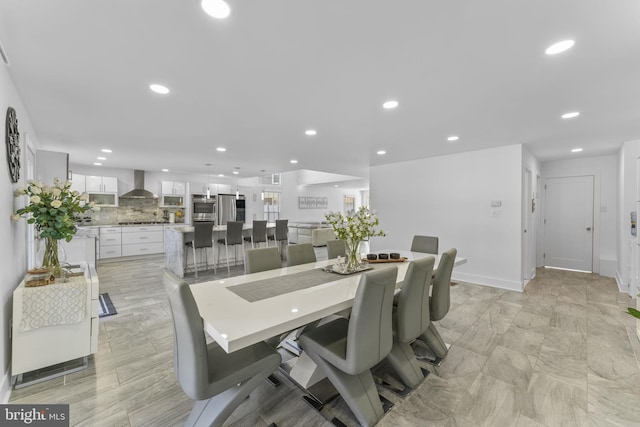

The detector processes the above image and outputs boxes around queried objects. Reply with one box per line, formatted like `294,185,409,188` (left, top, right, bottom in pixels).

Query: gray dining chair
410,235,439,254
385,256,435,389
299,267,398,427
245,246,282,274
185,221,215,277
244,220,269,248
286,243,316,267
326,239,347,260
216,221,246,275
418,248,457,364
163,270,281,427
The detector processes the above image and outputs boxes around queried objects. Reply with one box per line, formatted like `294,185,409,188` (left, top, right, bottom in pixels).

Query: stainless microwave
192,194,216,222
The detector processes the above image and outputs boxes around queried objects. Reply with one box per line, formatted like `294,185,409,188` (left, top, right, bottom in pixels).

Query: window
344,195,355,214
263,191,280,222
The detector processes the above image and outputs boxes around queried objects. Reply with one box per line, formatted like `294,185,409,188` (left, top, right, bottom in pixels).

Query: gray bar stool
299,267,398,427
184,221,215,277
268,219,289,257
216,221,246,275
244,220,269,248
163,270,281,427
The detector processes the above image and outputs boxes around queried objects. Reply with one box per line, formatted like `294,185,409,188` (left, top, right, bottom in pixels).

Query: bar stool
216,221,246,275
268,219,289,257
244,220,269,248
184,222,215,277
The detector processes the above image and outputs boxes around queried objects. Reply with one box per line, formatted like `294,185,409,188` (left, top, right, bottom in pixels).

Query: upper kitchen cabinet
36,150,68,184
70,173,85,193
86,175,118,193
161,180,186,196
86,175,118,206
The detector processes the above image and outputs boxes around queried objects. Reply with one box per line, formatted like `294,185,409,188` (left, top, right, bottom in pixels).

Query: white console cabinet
12,263,99,379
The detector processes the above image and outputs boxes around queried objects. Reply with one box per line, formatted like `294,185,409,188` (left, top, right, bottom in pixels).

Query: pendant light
206,164,211,199
261,189,265,201
235,188,239,200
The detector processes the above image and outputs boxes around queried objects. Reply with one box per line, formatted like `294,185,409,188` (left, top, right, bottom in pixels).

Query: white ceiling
1,1,639,183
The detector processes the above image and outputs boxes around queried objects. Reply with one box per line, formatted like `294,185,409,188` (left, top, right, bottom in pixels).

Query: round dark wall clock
6,106,20,183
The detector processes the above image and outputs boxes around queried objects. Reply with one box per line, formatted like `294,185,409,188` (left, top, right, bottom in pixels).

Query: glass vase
38,236,66,277
344,240,362,273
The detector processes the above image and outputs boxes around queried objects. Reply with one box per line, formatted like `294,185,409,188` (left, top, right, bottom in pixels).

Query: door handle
586,227,592,231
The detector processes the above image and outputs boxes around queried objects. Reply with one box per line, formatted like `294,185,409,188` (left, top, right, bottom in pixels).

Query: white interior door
523,169,536,280
544,176,594,271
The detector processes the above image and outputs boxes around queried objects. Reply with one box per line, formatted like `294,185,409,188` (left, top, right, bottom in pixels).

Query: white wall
541,155,618,278
278,171,363,223
617,140,640,295
370,145,524,291
0,63,41,402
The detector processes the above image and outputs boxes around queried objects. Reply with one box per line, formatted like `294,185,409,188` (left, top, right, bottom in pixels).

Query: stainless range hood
120,170,158,199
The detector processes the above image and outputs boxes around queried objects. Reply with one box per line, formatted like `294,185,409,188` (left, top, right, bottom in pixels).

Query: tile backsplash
83,199,185,225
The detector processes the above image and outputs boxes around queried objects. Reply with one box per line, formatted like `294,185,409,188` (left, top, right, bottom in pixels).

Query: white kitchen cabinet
99,227,122,259
70,173,86,193
12,263,99,379
121,225,164,256
161,180,186,195
86,175,118,193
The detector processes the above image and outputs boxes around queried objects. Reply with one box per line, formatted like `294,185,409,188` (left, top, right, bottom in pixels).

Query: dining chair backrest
226,221,244,245
411,235,439,255
246,247,282,274
327,239,347,259
252,220,268,244
286,243,317,267
430,248,457,321
396,256,435,343
192,222,214,249
345,266,397,374
163,270,209,400
275,219,288,241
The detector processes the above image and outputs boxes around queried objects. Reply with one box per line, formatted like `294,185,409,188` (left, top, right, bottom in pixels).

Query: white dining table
190,249,467,353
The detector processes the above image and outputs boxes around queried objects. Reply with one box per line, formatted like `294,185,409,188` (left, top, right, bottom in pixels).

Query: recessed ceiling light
382,100,398,109
149,84,170,94
93,162,102,166
571,148,583,153
216,147,226,152
290,159,298,164
291,308,299,313
201,0,231,19
545,40,575,55
305,130,317,136
233,171,239,175
377,150,386,155
97,156,106,160
218,174,224,177
447,136,459,142
334,185,339,188
101,149,112,153
561,111,580,119
162,168,169,172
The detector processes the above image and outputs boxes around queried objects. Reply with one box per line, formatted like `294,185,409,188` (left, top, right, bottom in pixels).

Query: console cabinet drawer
122,242,164,256
122,231,163,244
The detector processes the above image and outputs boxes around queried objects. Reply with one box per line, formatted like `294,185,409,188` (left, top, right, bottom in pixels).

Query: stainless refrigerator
218,194,245,225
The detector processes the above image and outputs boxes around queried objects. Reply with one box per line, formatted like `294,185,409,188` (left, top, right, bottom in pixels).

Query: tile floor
9,252,640,426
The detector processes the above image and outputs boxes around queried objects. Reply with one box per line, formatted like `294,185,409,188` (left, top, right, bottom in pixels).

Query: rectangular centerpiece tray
322,264,373,275
366,257,408,263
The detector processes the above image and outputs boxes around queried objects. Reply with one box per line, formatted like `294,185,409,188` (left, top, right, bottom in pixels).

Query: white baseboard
599,258,617,279
616,271,629,293
1,369,12,404
452,272,523,292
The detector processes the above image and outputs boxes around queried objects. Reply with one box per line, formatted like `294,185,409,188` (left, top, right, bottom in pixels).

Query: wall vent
0,40,10,66
271,173,281,185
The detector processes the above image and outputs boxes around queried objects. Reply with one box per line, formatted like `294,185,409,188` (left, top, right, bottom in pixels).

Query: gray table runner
227,268,340,303
227,263,397,303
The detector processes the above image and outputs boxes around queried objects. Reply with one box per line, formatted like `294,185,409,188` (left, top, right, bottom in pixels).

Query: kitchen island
164,223,274,278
